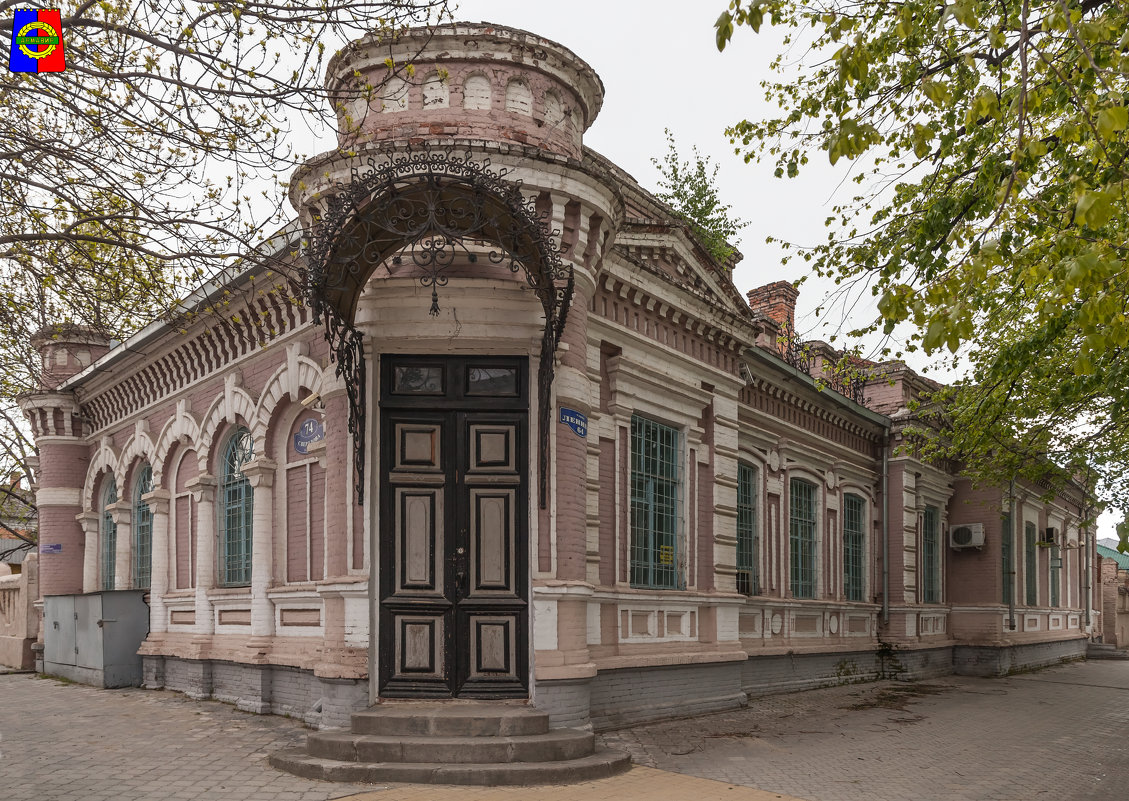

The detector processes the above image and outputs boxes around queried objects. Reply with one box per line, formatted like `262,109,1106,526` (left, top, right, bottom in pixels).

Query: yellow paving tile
337,766,808,801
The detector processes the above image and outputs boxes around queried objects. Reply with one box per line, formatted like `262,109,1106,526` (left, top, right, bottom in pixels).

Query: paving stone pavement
3,661,1128,801
598,659,1129,801
0,673,369,801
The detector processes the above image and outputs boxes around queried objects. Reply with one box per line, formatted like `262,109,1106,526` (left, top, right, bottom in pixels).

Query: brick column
188,474,217,635
241,457,277,637
548,241,596,673
22,326,111,599
321,386,351,579
145,489,171,634
20,399,88,598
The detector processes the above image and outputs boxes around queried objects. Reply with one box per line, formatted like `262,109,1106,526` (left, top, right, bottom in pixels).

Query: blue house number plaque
559,407,587,438
293,417,326,454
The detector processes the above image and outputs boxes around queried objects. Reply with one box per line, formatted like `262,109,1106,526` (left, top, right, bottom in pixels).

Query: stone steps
271,702,631,786
269,747,632,786
351,702,549,736
1087,643,1129,660
307,728,595,764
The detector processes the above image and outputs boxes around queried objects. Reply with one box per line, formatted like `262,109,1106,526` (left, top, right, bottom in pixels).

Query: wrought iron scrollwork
779,322,866,406
780,322,813,375
302,148,573,506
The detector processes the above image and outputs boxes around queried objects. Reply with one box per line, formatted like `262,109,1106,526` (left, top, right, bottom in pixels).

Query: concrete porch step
350,702,550,737
1087,643,1129,659
269,747,632,786
307,728,595,764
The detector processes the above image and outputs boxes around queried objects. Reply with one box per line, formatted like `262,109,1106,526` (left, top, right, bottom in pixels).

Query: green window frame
736,462,759,595
1050,544,1060,608
220,427,254,587
1025,521,1038,606
1001,512,1014,605
789,478,817,598
922,505,940,603
101,477,118,591
132,464,153,590
630,415,681,589
843,493,866,602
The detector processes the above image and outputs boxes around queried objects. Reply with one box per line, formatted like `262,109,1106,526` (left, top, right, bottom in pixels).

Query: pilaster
188,474,217,636
241,457,277,638
144,489,172,634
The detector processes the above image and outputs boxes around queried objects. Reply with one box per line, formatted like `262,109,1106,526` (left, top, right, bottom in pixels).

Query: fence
0,553,38,669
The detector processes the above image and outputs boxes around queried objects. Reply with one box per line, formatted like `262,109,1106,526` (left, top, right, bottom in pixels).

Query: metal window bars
630,416,682,590
923,506,940,603
221,428,254,587
789,478,817,598
101,478,117,591
736,463,759,595
1050,544,1061,608
843,494,866,602
132,464,153,590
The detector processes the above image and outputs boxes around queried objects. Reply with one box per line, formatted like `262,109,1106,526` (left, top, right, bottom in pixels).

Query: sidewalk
4,660,1127,801
340,769,804,801
0,673,802,801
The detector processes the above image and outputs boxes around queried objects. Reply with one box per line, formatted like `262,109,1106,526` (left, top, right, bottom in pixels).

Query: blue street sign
559,407,588,438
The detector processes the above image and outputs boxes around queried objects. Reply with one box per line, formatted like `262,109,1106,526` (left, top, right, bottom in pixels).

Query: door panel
470,489,514,592
379,356,528,698
395,488,443,592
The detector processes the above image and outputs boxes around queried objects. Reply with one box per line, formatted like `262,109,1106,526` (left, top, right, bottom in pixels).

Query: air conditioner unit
1041,527,1060,546
950,523,985,550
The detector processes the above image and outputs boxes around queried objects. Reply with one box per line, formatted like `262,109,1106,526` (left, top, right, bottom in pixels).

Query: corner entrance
378,355,529,698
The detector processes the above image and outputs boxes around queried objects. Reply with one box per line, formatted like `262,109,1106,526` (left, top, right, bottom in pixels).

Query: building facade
21,22,1098,730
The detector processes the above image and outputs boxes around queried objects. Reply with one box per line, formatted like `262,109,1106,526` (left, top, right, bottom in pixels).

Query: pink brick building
20,22,1099,731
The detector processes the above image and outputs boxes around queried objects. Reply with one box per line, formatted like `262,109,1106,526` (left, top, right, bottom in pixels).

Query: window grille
221,428,254,586
1050,544,1060,607
736,463,759,595
1025,521,1038,606
1001,512,1013,605
630,416,681,589
922,505,940,603
843,494,865,602
132,464,153,589
101,478,117,591
789,478,816,598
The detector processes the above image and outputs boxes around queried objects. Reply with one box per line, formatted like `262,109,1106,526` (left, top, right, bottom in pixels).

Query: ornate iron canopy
303,149,573,505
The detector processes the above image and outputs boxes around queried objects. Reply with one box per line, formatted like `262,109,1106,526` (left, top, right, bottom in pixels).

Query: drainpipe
1007,477,1016,631
882,426,890,627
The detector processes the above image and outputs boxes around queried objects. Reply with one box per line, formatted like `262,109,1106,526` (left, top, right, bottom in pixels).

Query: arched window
132,464,153,589
221,427,254,586
101,477,118,591
463,74,492,110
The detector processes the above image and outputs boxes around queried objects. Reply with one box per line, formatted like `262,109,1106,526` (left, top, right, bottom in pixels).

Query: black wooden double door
378,356,529,698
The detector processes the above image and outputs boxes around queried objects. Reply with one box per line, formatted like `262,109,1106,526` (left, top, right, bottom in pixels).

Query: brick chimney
30,323,112,389
747,281,799,332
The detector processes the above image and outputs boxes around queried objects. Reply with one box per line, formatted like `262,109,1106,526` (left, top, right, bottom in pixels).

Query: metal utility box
43,591,149,687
